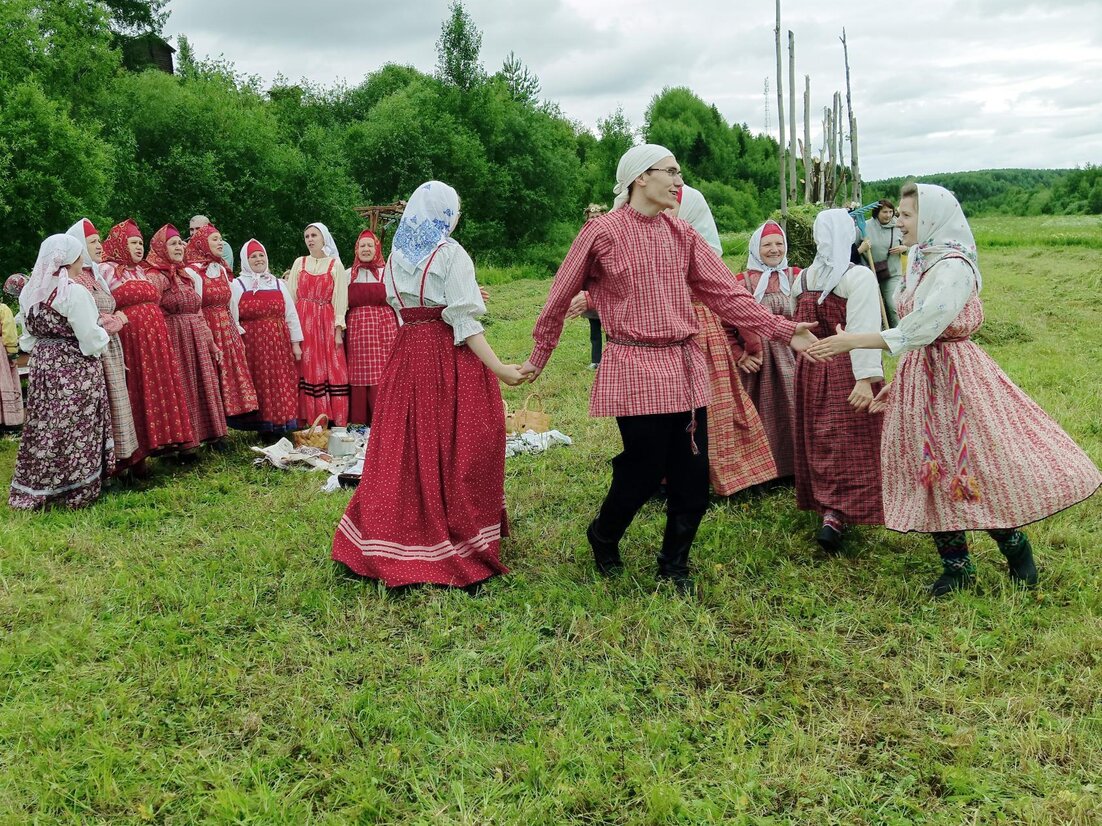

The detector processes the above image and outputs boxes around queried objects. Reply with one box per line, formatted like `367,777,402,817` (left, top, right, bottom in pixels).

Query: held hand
212,344,223,364
789,322,819,361
495,363,526,386
889,245,908,255
806,324,857,361
292,342,302,361
479,286,490,302
848,378,876,411
564,291,589,321
335,328,343,346
858,239,871,254
868,381,893,414
737,352,763,374
519,360,542,383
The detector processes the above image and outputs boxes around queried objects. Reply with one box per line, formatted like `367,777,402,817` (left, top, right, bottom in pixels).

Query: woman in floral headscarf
344,228,397,425
332,181,525,589
184,223,257,424
9,235,113,509
101,219,194,473
810,185,1101,596
66,218,139,467
731,220,801,478
286,222,350,426
145,224,225,451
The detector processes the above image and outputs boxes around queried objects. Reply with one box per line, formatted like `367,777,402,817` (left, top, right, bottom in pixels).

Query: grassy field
1,216,1099,824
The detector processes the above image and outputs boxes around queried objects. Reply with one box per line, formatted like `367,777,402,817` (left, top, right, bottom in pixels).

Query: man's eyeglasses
646,167,684,179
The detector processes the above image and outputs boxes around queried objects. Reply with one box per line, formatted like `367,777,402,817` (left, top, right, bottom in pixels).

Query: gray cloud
163,0,1102,179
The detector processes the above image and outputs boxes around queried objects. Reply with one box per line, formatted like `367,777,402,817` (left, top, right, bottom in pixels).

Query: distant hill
863,166,1101,216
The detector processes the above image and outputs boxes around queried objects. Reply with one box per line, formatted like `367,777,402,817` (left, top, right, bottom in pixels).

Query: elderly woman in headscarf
9,235,113,509
344,228,397,426
673,185,778,496
1,273,26,430
286,222,350,426
184,223,257,425
230,239,302,436
809,184,1101,596
145,223,226,453
790,209,886,554
524,144,817,593
730,220,801,479
66,218,140,469
332,181,525,590
100,220,195,474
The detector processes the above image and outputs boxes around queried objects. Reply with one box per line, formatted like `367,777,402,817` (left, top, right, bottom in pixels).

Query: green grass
1,216,1100,824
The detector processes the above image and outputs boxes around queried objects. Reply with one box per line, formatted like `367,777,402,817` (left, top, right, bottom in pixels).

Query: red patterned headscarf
145,224,185,283
353,229,385,277
185,224,223,267
101,219,143,267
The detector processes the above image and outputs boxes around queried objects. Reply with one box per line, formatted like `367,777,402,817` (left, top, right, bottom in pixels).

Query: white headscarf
239,239,277,292
613,143,673,210
389,180,461,275
21,234,84,318
809,209,859,304
905,183,982,294
65,218,111,292
746,220,792,302
306,222,340,262
677,185,723,256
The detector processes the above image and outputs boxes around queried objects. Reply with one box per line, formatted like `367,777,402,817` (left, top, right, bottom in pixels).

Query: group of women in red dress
7,218,399,510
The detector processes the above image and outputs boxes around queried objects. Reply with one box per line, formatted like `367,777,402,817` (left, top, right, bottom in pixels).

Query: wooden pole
819,106,828,203
787,30,798,204
841,28,861,203
775,0,787,220
833,91,843,203
803,74,812,203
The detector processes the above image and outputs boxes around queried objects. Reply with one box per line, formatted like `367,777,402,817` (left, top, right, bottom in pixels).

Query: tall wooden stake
841,28,861,203
787,30,798,204
774,0,787,220
833,91,843,203
819,106,828,203
803,74,812,203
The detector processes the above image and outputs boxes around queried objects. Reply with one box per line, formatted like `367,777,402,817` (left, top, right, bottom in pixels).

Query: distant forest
864,166,1102,217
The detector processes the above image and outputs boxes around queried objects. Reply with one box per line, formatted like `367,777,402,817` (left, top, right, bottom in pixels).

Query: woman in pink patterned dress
184,224,257,426
286,222,350,426
810,183,1101,596
345,228,398,426
145,224,226,451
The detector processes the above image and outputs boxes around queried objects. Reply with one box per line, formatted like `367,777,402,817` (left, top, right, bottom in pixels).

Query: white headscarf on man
612,143,673,210
807,209,858,304
677,185,723,256
746,220,792,302
904,183,982,294
305,222,340,263
21,234,84,318
389,180,461,276
65,219,112,292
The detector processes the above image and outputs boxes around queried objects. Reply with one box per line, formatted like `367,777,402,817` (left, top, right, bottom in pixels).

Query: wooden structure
117,34,176,74
353,202,407,237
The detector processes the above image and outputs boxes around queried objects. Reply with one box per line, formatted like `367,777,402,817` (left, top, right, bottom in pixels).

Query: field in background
1,216,1099,824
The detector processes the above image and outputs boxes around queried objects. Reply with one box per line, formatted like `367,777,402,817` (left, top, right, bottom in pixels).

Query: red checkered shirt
530,207,799,417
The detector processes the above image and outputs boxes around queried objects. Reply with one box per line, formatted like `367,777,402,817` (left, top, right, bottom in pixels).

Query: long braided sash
920,341,980,501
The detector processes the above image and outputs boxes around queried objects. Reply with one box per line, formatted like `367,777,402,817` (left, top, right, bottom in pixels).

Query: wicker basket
292,414,330,450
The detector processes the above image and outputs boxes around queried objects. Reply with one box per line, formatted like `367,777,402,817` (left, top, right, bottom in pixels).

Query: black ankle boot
1001,532,1038,588
656,513,700,594
587,519,623,577
816,523,844,554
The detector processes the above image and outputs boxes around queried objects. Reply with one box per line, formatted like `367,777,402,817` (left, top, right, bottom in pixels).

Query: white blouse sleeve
185,266,204,297
56,284,111,357
440,246,486,345
836,265,884,381
230,279,245,332
881,258,977,356
279,281,304,343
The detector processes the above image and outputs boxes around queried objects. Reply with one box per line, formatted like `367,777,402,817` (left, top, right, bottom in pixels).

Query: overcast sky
164,0,1102,181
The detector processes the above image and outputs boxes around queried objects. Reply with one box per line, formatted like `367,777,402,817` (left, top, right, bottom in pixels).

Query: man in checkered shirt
521,144,818,593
